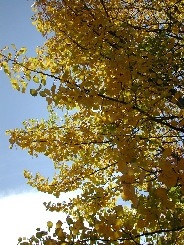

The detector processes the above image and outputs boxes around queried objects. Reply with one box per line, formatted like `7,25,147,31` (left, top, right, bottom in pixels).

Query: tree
0,0,184,244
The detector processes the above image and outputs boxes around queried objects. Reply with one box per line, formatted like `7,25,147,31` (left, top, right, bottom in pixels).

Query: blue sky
0,0,55,194
0,1,75,243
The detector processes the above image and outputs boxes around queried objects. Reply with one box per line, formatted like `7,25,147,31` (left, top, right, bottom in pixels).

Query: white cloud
0,190,76,245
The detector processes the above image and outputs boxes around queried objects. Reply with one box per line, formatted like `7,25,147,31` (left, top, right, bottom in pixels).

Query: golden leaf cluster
1,0,184,244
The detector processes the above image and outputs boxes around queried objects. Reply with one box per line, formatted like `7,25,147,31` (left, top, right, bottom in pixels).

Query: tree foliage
1,0,184,244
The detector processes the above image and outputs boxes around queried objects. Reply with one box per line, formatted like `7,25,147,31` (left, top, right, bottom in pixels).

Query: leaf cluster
1,0,184,244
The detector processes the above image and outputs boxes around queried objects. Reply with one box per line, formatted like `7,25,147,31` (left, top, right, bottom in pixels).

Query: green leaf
56,220,62,229
66,216,73,225
20,80,28,93
19,47,27,54
11,78,20,90
30,89,38,96
39,90,47,97
35,231,47,239
33,76,39,83
11,44,17,50
25,71,31,81
47,221,53,232
47,221,53,229
2,61,10,75
1,61,8,68
18,237,22,242
41,78,46,86
4,67,11,76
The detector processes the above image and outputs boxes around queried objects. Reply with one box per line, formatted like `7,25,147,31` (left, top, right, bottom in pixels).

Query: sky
0,0,75,243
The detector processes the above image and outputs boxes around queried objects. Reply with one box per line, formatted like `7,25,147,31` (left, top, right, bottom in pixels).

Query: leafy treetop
0,0,184,244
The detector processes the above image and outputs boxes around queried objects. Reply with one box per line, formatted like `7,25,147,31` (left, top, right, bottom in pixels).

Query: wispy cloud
0,190,76,244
